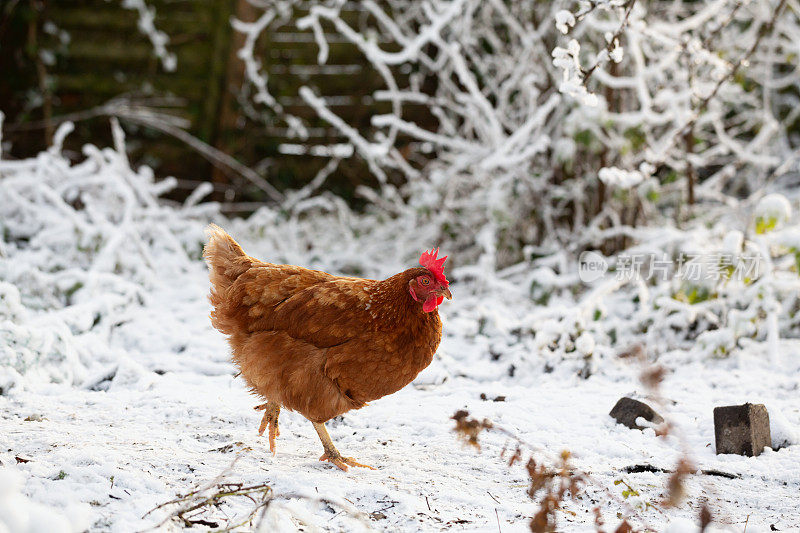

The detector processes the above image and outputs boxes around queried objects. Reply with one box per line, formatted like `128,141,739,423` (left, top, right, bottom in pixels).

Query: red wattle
422,295,439,313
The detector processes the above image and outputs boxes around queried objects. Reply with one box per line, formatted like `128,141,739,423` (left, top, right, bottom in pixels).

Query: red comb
419,248,449,286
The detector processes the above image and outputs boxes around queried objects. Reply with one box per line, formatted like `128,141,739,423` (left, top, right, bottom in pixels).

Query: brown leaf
527,459,554,498
592,505,605,531
663,457,696,507
614,519,633,533
530,496,557,533
451,410,493,449
640,365,666,390
699,503,712,531
618,344,645,359
530,509,551,533
508,446,522,467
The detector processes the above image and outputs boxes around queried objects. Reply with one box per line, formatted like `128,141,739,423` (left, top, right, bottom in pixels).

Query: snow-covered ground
2,129,800,532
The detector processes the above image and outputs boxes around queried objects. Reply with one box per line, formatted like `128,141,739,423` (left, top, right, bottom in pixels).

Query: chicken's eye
420,277,430,286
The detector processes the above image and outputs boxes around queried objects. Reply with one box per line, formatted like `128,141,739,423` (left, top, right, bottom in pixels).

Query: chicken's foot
255,401,280,454
312,421,374,472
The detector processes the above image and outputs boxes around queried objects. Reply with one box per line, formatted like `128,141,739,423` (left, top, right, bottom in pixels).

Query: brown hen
203,224,451,471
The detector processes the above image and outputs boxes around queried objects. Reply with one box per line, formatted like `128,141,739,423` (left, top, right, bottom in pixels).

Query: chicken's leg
312,421,375,472
255,401,280,454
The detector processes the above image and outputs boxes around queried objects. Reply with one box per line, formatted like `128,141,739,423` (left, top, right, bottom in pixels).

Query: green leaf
575,130,593,147
623,126,646,152
755,216,778,235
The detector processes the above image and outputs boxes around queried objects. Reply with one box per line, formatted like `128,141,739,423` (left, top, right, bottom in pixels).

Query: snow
553,40,601,107
609,41,624,63
555,10,576,35
722,231,744,255
120,0,176,72
574,332,596,355
598,166,645,189
2,132,800,532
755,194,792,227
0,467,90,533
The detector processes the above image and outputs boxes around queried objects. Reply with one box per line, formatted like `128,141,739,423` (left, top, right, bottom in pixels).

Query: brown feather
203,225,443,423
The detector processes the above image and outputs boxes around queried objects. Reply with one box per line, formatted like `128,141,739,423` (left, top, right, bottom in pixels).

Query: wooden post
27,0,53,145
210,0,260,191
685,126,695,206
199,0,235,146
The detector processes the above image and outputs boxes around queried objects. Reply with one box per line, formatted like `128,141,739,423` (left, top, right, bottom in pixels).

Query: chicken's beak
439,286,453,300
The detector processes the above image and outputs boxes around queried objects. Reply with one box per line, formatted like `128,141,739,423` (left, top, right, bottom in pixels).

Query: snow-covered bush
120,0,176,72
0,120,215,387
231,0,798,266
4,0,800,389
220,0,800,365
0,120,448,387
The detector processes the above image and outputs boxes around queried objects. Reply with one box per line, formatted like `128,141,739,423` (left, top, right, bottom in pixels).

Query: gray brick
713,403,771,456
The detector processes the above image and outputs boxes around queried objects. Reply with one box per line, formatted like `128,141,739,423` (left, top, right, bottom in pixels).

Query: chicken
203,224,451,471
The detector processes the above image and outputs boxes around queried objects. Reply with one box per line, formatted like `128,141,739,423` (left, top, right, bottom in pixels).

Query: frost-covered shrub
222,0,800,365
0,121,443,387
4,1,800,388
0,121,214,387
230,0,798,270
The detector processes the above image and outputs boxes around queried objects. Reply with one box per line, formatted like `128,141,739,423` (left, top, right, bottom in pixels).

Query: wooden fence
0,0,432,208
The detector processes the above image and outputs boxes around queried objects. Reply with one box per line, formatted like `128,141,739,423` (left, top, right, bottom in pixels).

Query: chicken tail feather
204,224,255,340
204,223,250,295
